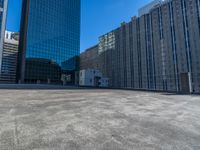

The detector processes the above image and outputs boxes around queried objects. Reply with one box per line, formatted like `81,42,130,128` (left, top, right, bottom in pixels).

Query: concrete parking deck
0,89,200,150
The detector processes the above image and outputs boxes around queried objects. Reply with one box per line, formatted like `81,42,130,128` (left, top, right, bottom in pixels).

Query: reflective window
0,0,4,8
25,0,80,82
0,12,2,38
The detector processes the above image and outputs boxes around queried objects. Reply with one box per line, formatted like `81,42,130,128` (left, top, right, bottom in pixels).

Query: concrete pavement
0,89,200,150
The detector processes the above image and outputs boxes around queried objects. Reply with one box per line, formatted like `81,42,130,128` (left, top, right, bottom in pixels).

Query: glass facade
0,0,4,8
19,0,80,83
0,0,4,39
0,0,8,73
0,12,2,38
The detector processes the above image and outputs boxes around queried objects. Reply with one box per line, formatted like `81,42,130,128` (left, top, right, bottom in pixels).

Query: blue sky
6,0,151,52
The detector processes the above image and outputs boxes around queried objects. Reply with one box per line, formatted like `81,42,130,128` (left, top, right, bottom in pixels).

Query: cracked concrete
0,89,200,150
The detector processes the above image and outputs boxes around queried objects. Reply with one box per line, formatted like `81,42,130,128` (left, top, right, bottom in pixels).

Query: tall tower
18,0,81,83
0,0,8,73
0,31,19,83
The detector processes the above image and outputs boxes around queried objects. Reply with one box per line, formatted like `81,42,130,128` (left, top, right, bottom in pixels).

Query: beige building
80,0,200,94
0,31,19,83
80,45,99,70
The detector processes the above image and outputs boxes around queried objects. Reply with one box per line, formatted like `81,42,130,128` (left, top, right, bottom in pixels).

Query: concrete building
81,0,200,93
139,0,172,16
0,31,19,83
79,69,109,87
79,45,99,70
0,0,8,73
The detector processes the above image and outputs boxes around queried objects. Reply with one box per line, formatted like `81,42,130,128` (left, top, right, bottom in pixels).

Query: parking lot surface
0,88,200,150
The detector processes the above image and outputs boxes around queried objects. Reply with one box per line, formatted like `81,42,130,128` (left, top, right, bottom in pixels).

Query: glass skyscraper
0,0,8,73
18,0,80,83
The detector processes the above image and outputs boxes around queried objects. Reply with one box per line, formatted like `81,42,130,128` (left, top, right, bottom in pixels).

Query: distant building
0,31,19,83
80,45,99,70
99,32,115,54
80,0,200,93
18,0,81,84
79,69,109,87
0,0,8,72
